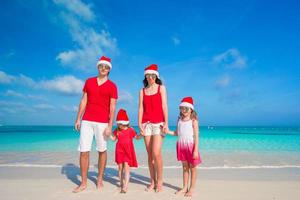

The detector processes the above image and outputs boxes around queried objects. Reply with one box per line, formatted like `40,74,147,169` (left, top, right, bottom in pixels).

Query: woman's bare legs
152,135,163,192
144,136,155,191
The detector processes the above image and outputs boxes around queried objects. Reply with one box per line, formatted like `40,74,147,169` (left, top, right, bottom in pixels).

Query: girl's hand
193,151,199,159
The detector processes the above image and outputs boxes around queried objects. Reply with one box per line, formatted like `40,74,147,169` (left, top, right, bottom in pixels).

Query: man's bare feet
175,188,188,195
72,184,87,193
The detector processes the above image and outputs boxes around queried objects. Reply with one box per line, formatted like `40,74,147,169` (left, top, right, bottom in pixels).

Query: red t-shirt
82,77,118,123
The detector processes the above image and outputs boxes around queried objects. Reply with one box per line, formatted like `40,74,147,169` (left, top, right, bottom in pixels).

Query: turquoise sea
0,126,300,168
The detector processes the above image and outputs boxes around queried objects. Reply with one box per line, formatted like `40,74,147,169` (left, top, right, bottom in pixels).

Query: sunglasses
179,106,190,112
98,64,110,70
145,74,157,79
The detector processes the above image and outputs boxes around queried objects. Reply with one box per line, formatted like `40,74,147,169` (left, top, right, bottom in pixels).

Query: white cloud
171,36,180,45
3,90,24,98
0,71,83,96
213,48,247,69
54,0,118,71
39,75,84,95
0,101,35,113
61,105,78,112
3,90,47,101
215,75,230,89
118,91,134,104
53,0,95,21
0,71,15,84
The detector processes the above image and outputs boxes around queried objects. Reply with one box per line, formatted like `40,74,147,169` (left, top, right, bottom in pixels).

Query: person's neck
97,74,108,81
148,82,156,88
182,116,191,121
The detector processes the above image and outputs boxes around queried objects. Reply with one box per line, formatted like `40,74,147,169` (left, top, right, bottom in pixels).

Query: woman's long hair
143,76,163,88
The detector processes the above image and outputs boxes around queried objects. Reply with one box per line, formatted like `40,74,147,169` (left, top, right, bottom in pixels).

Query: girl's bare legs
176,161,189,194
144,136,155,191
118,163,124,190
185,163,197,197
121,162,130,193
152,134,163,192
73,152,89,193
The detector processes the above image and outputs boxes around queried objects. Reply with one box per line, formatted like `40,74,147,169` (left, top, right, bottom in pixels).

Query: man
73,56,118,193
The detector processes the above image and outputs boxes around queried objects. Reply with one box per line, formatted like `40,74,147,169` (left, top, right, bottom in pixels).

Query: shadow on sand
61,163,180,191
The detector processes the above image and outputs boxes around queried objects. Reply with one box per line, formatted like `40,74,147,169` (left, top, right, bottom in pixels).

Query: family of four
73,56,201,197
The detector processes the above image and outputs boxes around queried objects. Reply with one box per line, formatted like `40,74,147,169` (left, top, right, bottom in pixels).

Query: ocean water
0,126,300,168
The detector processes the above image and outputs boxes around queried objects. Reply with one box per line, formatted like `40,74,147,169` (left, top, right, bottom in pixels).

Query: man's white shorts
78,120,108,152
142,122,164,136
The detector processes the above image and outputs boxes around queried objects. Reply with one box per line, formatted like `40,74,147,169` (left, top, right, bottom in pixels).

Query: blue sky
0,0,299,126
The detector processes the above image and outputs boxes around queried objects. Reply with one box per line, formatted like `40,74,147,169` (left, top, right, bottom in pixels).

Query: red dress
114,127,138,167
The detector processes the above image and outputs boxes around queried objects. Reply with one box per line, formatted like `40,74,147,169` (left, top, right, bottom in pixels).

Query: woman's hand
139,124,145,136
162,123,169,133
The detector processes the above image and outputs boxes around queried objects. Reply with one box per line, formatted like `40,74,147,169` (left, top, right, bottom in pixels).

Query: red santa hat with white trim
144,64,159,78
97,56,112,69
116,109,129,125
179,96,194,110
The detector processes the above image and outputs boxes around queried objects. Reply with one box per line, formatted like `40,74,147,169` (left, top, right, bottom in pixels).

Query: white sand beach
1,166,299,200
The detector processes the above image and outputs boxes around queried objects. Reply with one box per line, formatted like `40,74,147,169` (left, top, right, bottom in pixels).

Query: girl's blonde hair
179,109,198,120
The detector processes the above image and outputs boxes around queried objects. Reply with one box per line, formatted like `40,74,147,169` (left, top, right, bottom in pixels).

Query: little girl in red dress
110,109,141,193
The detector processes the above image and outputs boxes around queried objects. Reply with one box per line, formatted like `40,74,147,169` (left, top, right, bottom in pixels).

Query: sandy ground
0,166,300,200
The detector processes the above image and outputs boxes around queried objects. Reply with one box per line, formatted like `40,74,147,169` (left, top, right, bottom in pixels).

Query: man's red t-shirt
82,77,118,123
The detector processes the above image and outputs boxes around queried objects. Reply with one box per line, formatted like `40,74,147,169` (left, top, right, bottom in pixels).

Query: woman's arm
192,119,199,159
74,93,87,131
138,89,145,135
160,85,169,133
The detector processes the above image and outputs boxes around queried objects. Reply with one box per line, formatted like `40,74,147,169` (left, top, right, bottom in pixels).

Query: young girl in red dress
110,109,141,193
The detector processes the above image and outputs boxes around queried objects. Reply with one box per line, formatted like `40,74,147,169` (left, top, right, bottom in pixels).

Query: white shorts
78,120,108,152
143,122,164,136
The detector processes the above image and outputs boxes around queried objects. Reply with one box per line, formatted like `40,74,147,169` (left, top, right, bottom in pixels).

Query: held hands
139,124,145,136
104,126,112,137
162,123,169,133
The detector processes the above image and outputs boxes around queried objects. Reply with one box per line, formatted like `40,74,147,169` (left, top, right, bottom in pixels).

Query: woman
138,64,169,192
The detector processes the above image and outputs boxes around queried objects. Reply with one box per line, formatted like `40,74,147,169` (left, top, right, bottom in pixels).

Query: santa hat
179,96,194,110
144,64,159,78
97,56,112,69
116,109,129,125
